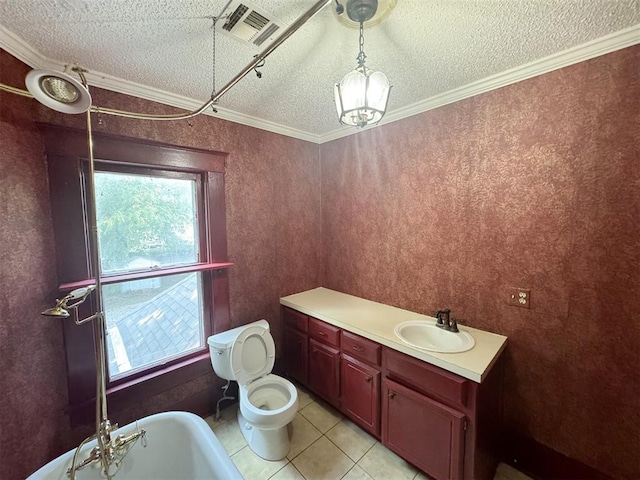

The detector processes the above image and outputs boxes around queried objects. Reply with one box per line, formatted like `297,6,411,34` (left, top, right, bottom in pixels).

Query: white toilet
207,319,298,460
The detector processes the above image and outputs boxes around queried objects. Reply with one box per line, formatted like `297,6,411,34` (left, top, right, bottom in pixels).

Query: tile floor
204,385,533,480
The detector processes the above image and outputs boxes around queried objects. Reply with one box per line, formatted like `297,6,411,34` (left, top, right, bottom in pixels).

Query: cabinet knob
318,331,327,336
388,392,396,399
352,345,364,352
365,376,372,383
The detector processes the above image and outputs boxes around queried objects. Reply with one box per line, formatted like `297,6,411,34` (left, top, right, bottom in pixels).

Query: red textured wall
0,49,71,480
0,49,321,479
320,45,640,479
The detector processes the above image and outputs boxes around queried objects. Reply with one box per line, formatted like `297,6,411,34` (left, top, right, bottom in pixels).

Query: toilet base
237,409,292,461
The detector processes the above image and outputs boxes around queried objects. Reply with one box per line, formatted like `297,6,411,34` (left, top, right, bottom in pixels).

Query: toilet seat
230,325,275,386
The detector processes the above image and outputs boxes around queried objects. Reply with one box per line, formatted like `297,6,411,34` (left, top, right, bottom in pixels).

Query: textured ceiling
1,0,639,140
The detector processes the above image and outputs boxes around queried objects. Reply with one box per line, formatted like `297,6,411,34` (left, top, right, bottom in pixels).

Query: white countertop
280,287,507,383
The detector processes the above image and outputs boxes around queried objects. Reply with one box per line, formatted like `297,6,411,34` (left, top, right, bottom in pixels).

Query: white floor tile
358,443,417,480
211,416,247,456
231,446,288,480
295,384,316,409
292,436,354,480
326,419,376,462
287,413,323,460
269,463,305,480
342,465,375,480
299,400,343,433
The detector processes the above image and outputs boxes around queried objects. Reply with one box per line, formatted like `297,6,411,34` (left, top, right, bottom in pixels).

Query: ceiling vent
217,0,287,49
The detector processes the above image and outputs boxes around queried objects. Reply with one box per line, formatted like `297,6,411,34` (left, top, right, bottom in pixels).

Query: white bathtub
27,411,242,479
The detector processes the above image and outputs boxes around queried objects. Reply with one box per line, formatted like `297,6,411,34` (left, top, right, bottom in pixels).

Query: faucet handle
434,309,451,326
450,318,459,333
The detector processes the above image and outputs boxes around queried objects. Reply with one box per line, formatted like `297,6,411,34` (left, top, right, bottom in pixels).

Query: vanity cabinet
280,304,503,480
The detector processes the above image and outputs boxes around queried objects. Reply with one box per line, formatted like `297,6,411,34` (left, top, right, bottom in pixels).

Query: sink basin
394,321,475,353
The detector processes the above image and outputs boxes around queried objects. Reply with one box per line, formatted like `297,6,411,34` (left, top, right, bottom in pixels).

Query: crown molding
0,24,43,69
89,71,323,143
2,22,639,145
319,23,640,143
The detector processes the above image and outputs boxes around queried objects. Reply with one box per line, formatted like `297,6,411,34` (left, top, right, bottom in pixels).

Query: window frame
40,124,232,424
93,164,208,384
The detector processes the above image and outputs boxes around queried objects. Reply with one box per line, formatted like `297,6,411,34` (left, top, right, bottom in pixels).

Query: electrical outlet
508,288,531,308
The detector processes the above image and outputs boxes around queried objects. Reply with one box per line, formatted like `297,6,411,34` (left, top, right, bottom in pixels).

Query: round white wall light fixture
25,69,92,114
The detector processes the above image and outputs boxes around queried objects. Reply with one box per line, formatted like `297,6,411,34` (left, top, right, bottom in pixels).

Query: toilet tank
207,340,234,380
207,320,271,380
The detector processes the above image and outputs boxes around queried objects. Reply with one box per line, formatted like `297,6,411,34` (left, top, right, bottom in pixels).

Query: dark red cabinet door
308,339,340,408
283,326,308,385
382,378,465,480
341,354,380,436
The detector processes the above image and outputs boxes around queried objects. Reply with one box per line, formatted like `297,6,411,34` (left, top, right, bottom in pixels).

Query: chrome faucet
434,309,459,333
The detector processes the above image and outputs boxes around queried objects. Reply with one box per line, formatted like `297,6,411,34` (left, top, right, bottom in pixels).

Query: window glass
94,171,199,274
103,272,205,380
95,169,205,381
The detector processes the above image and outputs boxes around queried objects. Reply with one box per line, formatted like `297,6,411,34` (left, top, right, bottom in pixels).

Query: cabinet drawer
341,331,381,366
283,307,308,333
384,348,468,408
309,317,340,347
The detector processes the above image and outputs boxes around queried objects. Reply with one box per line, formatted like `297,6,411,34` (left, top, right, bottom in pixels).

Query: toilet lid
230,325,275,386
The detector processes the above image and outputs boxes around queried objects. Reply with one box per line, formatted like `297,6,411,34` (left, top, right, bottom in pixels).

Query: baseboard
502,432,611,480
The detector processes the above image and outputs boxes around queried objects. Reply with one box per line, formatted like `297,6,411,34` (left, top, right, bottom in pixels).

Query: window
42,125,231,418
94,169,205,381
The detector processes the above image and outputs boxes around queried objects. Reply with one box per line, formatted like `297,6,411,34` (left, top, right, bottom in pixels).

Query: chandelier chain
357,21,367,67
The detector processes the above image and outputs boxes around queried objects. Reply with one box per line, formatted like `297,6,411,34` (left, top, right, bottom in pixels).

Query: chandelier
334,0,391,128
